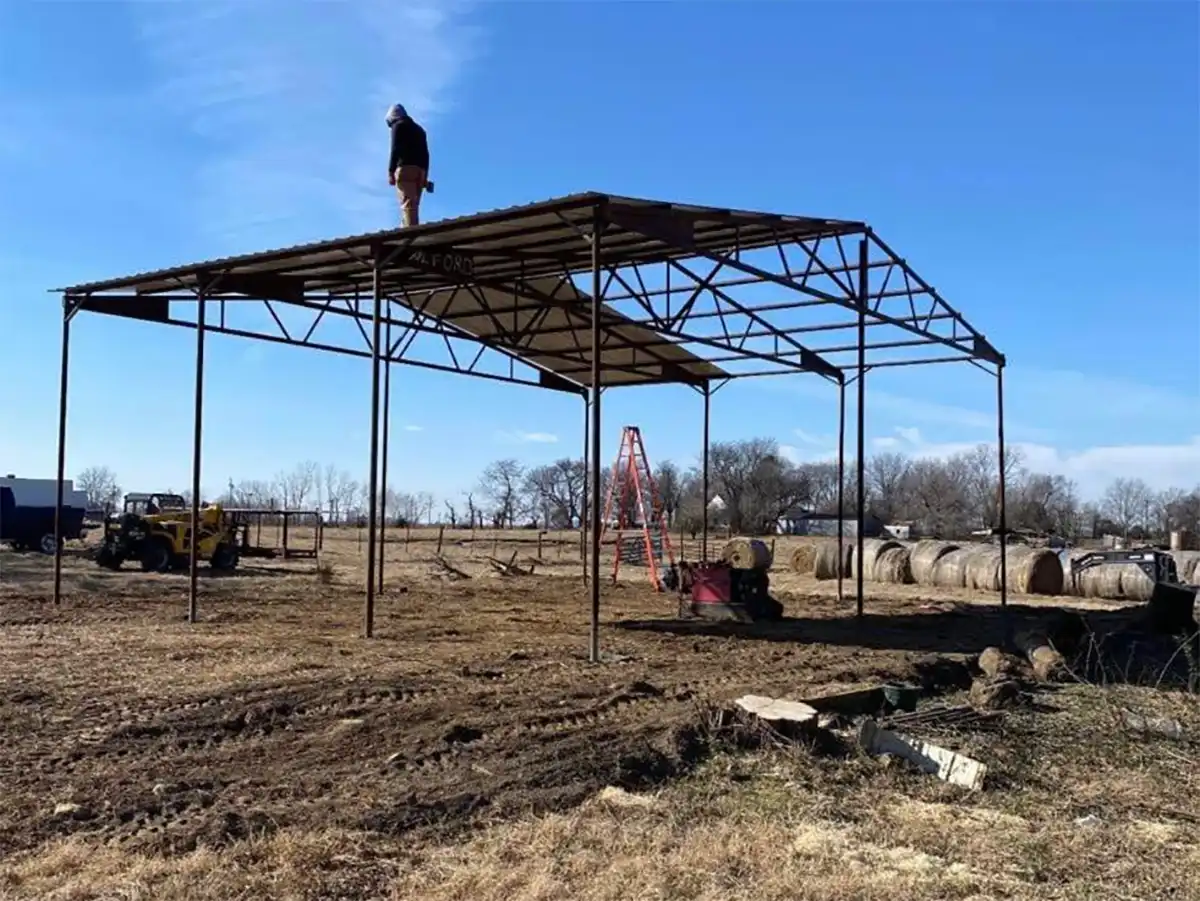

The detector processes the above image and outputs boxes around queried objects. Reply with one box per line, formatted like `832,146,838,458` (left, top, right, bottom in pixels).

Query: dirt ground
0,528,1197,900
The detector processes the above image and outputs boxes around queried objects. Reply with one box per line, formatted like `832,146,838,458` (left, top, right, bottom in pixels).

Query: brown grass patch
1,529,1196,899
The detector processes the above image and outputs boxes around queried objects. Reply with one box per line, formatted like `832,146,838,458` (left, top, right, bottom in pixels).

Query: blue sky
1,0,1197,504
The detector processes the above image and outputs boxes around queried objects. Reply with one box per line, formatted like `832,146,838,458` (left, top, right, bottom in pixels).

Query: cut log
858,719,988,790
1013,630,1066,682
734,695,819,725
977,646,1023,680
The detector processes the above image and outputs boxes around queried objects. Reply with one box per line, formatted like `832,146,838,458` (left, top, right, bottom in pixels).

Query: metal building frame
51,192,1007,661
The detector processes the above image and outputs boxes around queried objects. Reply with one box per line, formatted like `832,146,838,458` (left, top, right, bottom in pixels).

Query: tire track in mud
18,652,859,849
27,679,473,778
375,668,773,779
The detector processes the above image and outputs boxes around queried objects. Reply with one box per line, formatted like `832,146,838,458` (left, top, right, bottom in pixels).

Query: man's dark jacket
389,118,430,173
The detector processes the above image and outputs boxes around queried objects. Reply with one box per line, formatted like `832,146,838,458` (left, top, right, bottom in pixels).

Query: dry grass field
0,527,1197,900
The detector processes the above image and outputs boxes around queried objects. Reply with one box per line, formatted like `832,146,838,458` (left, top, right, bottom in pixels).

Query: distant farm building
776,509,885,538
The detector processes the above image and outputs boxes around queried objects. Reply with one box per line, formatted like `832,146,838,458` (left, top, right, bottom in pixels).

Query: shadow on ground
613,604,1055,655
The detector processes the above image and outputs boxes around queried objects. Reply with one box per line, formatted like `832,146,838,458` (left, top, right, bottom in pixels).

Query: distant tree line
74,441,1200,542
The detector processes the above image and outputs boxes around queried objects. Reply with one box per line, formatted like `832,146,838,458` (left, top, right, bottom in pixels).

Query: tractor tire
140,540,173,574
96,549,124,571
210,544,239,572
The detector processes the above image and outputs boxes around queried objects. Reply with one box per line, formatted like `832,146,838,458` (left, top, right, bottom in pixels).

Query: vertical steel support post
997,362,1009,609
855,238,868,619
701,382,711,562
581,393,589,579
588,205,605,663
188,291,207,624
837,378,846,605
378,300,392,593
364,261,384,638
52,300,71,606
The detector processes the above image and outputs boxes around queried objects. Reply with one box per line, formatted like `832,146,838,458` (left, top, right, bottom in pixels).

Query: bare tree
901,458,970,537
524,458,586,528
479,459,526,528
707,438,811,534
414,491,435,524
1166,488,1200,537
1101,477,1151,539
444,498,458,527
76,466,122,510
796,461,839,515
653,461,682,524
276,461,319,509
322,466,357,523
865,453,910,522
1011,472,1079,536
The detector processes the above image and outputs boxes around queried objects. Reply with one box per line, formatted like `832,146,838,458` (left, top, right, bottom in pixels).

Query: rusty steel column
701,382,711,562
581,393,589,580
997,362,1009,610
377,300,392,593
364,261,384,638
588,205,604,663
52,300,71,606
855,238,868,619
837,377,846,605
188,292,207,624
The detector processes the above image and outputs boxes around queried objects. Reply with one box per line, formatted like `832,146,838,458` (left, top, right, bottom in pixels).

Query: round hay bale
1119,565,1156,602
964,546,1004,592
1058,548,1092,596
851,538,904,580
1005,545,1064,596
721,537,772,570
929,547,973,589
813,540,853,580
1076,564,1125,600
874,545,914,584
910,540,961,585
1170,530,1195,551
1171,550,1200,584
789,543,817,574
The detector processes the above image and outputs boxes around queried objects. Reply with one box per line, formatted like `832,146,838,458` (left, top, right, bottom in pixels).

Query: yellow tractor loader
95,492,239,573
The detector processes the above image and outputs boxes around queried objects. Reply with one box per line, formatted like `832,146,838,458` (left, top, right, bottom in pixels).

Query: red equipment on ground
599,426,676,590
676,556,782,624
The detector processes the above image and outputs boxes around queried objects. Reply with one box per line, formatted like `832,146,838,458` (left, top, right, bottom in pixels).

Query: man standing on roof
386,103,431,227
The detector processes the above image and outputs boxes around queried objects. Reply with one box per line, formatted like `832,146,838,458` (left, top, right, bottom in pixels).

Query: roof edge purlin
52,192,870,297
55,193,609,296
52,192,999,383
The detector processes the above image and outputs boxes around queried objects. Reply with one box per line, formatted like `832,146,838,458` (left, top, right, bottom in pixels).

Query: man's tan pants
394,165,426,227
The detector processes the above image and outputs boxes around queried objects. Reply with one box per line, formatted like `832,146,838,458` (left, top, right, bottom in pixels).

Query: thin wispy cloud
133,0,481,248
497,430,559,444
792,428,829,446
403,424,425,432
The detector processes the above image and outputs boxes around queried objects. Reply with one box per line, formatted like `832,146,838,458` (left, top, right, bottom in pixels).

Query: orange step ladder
599,426,676,590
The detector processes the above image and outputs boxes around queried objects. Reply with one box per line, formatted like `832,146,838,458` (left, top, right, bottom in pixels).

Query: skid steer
94,492,239,573
1071,548,1198,634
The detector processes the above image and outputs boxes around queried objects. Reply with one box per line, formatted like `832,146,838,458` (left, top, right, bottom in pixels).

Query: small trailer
0,476,90,554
